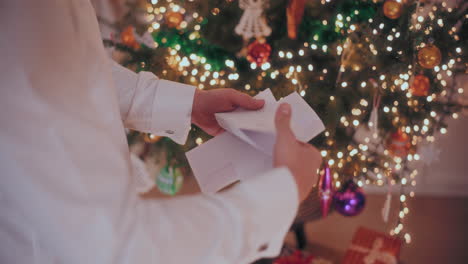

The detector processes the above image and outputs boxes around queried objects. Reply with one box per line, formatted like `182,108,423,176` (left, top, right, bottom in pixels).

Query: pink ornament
318,164,333,217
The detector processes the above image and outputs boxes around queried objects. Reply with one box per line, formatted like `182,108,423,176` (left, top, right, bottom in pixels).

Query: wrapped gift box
342,227,402,264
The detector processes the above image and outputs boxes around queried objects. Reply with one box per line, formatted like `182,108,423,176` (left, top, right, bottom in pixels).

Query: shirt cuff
233,167,299,262
150,80,196,145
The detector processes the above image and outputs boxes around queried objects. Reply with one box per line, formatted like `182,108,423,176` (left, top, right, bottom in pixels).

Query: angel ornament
235,0,272,40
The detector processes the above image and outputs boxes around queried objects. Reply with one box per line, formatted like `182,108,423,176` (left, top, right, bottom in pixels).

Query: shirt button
258,244,269,252
165,130,175,135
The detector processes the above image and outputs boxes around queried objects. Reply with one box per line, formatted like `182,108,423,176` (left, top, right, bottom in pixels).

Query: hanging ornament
410,74,430,96
341,35,370,71
386,130,411,158
318,164,334,218
381,184,392,223
418,142,441,166
143,133,162,143
235,0,272,40
165,11,184,28
383,0,403,20
353,126,385,155
353,92,383,154
368,94,381,139
247,39,271,66
156,165,184,196
333,180,366,217
382,193,392,222
121,26,140,50
418,45,442,69
286,0,306,39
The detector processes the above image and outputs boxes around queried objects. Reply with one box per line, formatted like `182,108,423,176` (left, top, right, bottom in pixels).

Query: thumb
275,103,295,141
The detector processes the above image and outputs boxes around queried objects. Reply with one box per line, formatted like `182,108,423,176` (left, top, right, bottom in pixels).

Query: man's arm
111,62,300,262
136,168,299,263
112,61,266,144
112,61,195,144
132,104,320,263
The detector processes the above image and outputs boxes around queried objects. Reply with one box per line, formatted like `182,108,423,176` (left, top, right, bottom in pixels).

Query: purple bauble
333,180,366,217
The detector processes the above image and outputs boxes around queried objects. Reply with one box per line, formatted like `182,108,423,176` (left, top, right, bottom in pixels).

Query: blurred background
92,0,467,263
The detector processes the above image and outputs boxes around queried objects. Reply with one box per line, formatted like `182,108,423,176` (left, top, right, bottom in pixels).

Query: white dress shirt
0,1,299,263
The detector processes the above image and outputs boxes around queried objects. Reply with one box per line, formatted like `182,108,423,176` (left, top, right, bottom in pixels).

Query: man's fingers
230,90,265,110
205,124,224,136
275,103,295,142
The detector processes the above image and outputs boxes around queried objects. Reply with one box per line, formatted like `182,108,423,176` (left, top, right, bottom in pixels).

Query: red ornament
121,26,140,50
386,130,411,158
247,40,271,66
287,0,306,39
273,250,314,264
410,75,430,96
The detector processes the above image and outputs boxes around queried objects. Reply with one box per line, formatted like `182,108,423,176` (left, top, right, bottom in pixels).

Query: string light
142,1,465,244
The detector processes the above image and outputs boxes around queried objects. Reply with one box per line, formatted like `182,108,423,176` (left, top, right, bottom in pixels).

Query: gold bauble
211,8,220,16
383,0,403,20
165,11,184,28
418,45,442,69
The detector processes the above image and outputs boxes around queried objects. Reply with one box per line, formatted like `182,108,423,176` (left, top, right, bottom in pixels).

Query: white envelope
186,89,325,194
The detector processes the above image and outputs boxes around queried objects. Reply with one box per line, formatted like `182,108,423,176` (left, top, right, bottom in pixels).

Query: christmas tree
105,0,467,243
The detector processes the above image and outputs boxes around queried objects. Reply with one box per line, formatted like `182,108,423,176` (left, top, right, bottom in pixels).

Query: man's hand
191,89,265,136
274,103,322,202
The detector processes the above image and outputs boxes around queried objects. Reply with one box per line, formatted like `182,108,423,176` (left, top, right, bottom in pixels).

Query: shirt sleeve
139,167,299,263
112,61,195,144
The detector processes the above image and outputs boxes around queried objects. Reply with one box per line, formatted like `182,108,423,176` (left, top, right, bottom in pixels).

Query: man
0,1,322,263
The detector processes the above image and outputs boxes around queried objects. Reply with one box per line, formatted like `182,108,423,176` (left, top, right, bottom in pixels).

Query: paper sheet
186,89,325,194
